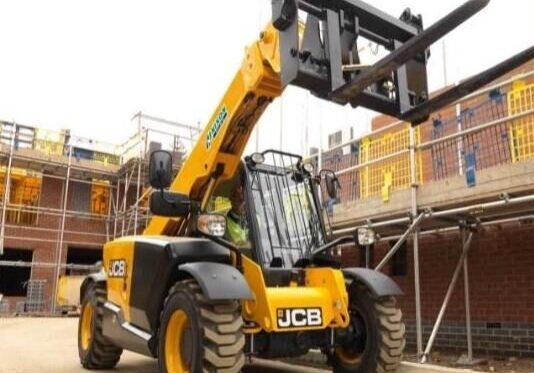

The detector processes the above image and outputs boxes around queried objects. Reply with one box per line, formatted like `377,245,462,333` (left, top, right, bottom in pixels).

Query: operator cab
243,151,328,267
244,150,341,285
149,149,343,286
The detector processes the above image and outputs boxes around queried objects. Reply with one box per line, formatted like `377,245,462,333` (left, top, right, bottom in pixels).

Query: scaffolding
316,68,534,364
0,112,199,313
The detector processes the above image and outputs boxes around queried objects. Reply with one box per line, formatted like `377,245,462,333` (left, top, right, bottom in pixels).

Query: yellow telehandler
77,0,533,372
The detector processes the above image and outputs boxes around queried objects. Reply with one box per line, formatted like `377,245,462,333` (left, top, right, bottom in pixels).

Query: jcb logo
108,259,126,278
277,308,322,329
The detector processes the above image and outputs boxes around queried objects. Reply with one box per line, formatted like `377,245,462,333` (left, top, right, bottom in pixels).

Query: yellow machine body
102,236,351,333
241,256,350,333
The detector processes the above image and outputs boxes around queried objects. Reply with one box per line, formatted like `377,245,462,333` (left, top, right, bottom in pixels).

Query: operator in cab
225,184,250,247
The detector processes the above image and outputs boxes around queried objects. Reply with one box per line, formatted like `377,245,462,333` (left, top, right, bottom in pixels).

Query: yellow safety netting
508,80,534,162
91,180,110,215
0,168,41,224
359,123,422,202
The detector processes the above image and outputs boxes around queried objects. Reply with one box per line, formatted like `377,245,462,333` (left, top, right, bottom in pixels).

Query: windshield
246,151,326,268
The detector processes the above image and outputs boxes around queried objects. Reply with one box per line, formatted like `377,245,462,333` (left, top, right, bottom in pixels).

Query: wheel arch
80,270,107,302
342,267,403,298
178,262,253,301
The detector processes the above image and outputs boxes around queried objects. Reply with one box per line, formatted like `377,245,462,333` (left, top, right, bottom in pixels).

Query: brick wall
326,59,534,357
341,223,534,357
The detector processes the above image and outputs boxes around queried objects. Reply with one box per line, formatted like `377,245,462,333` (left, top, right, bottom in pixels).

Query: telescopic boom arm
145,25,285,235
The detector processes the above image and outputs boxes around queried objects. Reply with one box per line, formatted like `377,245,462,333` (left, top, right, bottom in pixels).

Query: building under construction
0,59,533,362
0,113,198,314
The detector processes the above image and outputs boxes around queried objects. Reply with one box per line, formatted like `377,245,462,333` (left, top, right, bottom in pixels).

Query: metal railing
311,70,534,207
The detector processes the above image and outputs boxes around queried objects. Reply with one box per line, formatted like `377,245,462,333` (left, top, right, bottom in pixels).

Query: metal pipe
429,194,534,218
463,232,473,363
113,181,119,238
0,152,119,177
409,125,424,358
378,213,534,241
421,231,474,363
302,68,534,164
144,130,150,231
0,123,16,255
375,212,425,271
333,194,534,236
0,260,100,270
121,170,132,237
335,148,410,177
418,109,534,151
132,112,201,132
456,93,464,176
457,69,534,103
334,215,412,235
40,172,118,189
134,120,142,236
52,145,73,313
0,203,113,220
3,224,107,238
106,178,113,242
0,235,104,247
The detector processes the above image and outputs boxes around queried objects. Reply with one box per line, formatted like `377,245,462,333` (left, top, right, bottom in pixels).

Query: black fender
80,270,106,301
342,268,403,298
179,262,253,301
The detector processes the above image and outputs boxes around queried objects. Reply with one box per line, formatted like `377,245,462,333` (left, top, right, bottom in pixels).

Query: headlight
250,152,265,164
197,214,226,237
357,227,375,246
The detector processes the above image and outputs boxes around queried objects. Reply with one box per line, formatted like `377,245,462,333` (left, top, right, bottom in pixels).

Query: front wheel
158,279,245,373
78,281,123,369
328,283,405,373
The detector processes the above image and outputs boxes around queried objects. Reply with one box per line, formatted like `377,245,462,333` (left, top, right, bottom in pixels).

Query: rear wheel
328,283,405,373
158,279,245,373
78,281,123,369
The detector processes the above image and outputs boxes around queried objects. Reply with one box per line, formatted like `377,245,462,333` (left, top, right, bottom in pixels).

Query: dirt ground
3,317,530,373
405,351,534,373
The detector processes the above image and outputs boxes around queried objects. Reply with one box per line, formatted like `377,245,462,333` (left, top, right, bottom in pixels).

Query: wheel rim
335,308,367,365
165,310,192,373
80,302,94,351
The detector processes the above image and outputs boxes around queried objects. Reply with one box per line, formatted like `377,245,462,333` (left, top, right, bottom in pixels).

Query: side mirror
323,170,340,200
149,150,173,189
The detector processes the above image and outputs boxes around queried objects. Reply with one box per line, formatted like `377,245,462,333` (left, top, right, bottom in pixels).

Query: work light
357,227,376,246
250,152,265,164
197,214,226,237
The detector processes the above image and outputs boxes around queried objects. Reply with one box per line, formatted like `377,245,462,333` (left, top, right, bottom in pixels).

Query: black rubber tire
158,279,245,373
78,281,123,369
329,283,405,373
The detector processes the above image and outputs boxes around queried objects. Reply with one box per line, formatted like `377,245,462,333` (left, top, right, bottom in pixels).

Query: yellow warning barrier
33,129,66,156
56,275,85,309
359,124,422,202
508,80,534,162
91,180,110,215
0,168,41,224
93,151,120,166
